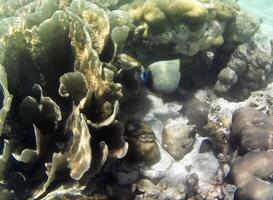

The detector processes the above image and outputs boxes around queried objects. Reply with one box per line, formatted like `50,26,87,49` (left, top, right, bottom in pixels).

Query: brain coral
230,107,273,200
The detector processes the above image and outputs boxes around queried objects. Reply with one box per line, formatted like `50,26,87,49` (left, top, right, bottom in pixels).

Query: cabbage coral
0,0,129,198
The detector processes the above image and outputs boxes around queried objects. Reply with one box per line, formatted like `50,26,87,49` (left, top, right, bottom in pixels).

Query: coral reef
214,32,273,98
204,84,273,200
230,151,273,200
1,0,273,199
162,118,196,160
0,0,129,198
121,0,240,62
0,65,12,135
230,107,273,200
181,97,209,132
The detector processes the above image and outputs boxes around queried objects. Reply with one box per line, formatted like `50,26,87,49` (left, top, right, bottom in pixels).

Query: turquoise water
239,0,273,37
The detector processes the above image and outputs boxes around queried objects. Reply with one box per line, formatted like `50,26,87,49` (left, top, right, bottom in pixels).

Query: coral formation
230,107,273,200
214,32,273,98
0,0,273,199
0,65,12,135
230,151,273,200
0,0,129,198
232,107,273,151
182,97,209,132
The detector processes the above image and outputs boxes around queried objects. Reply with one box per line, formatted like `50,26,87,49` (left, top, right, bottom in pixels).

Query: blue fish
140,70,152,87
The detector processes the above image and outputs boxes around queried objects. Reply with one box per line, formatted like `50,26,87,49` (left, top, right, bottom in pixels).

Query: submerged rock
182,97,209,132
162,118,196,160
124,121,161,166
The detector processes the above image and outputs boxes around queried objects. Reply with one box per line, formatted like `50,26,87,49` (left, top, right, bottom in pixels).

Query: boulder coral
121,0,249,61
230,151,273,200
214,32,273,98
230,107,273,200
231,107,273,151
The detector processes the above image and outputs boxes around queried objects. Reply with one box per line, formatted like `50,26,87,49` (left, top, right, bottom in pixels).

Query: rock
182,97,209,132
136,178,187,200
148,59,181,93
162,118,196,160
124,121,161,166
199,139,213,153
106,184,134,200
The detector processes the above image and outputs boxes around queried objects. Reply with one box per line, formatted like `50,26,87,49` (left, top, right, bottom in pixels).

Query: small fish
140,70,152,88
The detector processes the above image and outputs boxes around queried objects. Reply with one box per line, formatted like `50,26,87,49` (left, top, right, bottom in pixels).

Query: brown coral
230,107,273,200
230,151,273,200
232,107,273,151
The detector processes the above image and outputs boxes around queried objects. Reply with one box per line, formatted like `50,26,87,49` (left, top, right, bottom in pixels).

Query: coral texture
1,0,273,199
0,0,129,198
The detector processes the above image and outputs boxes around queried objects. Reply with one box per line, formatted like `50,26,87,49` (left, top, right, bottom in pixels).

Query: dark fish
140,70,153,88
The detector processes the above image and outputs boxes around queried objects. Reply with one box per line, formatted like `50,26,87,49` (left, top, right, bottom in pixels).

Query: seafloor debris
0,0,272,199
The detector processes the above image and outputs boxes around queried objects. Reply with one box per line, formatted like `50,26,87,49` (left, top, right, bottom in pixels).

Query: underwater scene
0,0,273,199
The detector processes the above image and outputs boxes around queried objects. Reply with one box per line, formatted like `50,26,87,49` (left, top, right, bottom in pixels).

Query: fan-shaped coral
0,0,129,199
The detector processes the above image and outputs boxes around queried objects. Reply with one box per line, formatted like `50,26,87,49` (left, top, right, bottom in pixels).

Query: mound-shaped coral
232,107,273,151
214,32,273,98
230,151,273,200
230,107,273,200
121,0,242,61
